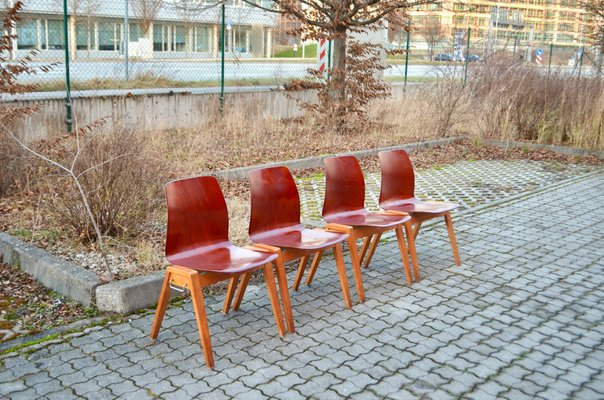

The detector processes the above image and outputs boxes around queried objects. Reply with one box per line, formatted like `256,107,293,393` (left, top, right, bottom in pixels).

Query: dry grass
2,60,603,279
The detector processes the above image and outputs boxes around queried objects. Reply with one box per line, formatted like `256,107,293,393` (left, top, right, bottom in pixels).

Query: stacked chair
151,150,461,368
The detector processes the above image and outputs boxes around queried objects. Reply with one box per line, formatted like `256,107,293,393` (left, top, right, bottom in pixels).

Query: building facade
10,0,278,60
410,0,593,48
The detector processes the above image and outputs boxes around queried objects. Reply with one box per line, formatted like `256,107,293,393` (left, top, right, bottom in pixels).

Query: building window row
15,17,251,54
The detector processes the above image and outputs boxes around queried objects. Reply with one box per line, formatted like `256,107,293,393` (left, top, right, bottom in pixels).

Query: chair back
378,150,416,208
165,176,229,260
322,156,366,218
248,166,302,239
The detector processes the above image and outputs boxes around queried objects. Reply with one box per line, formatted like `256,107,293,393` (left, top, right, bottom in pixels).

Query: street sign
535,49,543,65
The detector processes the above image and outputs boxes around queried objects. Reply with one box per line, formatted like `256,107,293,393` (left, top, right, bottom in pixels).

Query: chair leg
305,251,323,286
364,232,382,269
413,222,422,240
263,263,286,337
274,256,295,333
233,272,251,311
293,255,310,291
444,211,461,266
189,272,215,369
150,270,173,340
333,243,353,309
358,235,372,266
347,237,365,303
404,221,421,282
395,226,413,284
222,275,240,315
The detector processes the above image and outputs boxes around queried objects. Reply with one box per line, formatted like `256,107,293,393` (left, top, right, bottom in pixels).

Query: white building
12,0,278,60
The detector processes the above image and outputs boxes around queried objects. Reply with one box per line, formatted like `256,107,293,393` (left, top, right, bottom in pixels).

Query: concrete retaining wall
6,85,409,143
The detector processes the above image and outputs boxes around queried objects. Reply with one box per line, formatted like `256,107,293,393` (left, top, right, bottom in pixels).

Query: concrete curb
95,273,166,314
0,232,100,307
212,137,465,180
483,139,604,159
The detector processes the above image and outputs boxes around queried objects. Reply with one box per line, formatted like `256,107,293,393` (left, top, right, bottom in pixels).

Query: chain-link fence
7,0,335,94
8,1,601,93
385,25,602,85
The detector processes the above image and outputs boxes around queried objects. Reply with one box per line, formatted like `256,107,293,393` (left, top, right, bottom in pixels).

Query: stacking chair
150,176,292,369
300,156,419,297
224,166,354,313
378,149,461,269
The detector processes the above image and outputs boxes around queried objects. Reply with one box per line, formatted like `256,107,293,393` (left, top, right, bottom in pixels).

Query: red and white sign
318,38,327,73
535,49,543,65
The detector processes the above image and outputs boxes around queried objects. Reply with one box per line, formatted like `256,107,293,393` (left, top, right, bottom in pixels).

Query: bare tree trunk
330,28,347,104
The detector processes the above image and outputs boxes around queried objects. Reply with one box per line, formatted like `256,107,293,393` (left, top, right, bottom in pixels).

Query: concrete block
0,232,99,306
95,273,165,313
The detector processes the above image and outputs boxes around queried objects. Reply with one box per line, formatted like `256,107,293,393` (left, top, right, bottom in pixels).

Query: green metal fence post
220,2,225,114
327,39,332,81
62,0,72,133
404,21,410,90
464,27,471,85
548,42,553,76
124,0,129,81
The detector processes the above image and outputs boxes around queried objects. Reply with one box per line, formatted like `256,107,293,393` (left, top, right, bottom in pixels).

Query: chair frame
150,176,293,369
376,149,461,270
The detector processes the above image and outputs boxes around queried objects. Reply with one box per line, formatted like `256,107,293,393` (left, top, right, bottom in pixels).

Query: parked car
466,54,480,62
434,53,454,62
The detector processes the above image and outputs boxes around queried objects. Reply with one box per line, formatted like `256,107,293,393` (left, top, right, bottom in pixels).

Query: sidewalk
0,167,603,400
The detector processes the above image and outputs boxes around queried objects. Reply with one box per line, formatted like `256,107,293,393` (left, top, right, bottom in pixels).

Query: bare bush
41,126,167,243
467,61,604,150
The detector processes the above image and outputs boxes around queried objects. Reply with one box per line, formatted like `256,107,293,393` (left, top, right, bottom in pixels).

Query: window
233,28,249,53
153,25,187,52
76,21,95,50
194,26,210,52
17,19,37,49
98,22,120,51
174,26,186,51
47,20,64,50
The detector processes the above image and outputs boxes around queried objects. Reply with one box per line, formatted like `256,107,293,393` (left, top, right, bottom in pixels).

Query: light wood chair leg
404,221,421,282
222,275,240,315
293,255,310,291
364,232,382,269
150,271,172,340
189,272,215,369
274,256,295,334
333,243,353,309
444,211,461,266
347,237,365,303
233,272,251,311
395,226,413,285
263,263,286,337
413,222,422,240
305,251,323,286
358,235,372,266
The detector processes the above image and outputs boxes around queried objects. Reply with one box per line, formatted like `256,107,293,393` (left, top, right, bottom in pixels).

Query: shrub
42,126,167,242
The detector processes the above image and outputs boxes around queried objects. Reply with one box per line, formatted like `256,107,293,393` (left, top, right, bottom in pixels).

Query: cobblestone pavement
1,169,603,399
296,160,597,224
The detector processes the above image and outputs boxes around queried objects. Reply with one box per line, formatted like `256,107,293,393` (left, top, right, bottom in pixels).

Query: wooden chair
378,149,461,270
300,156,419,297
150,176,292,369
223,166,355,313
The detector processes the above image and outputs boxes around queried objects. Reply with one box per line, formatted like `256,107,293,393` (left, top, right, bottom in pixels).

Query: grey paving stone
0,168,602,400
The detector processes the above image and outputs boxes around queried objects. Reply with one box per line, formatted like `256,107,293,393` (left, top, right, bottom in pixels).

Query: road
15,60,449,83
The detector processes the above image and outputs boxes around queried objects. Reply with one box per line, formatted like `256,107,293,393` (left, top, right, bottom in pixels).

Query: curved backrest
165,176,229,258
248,166,301,238
322,156,366,218
378,150,416,207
